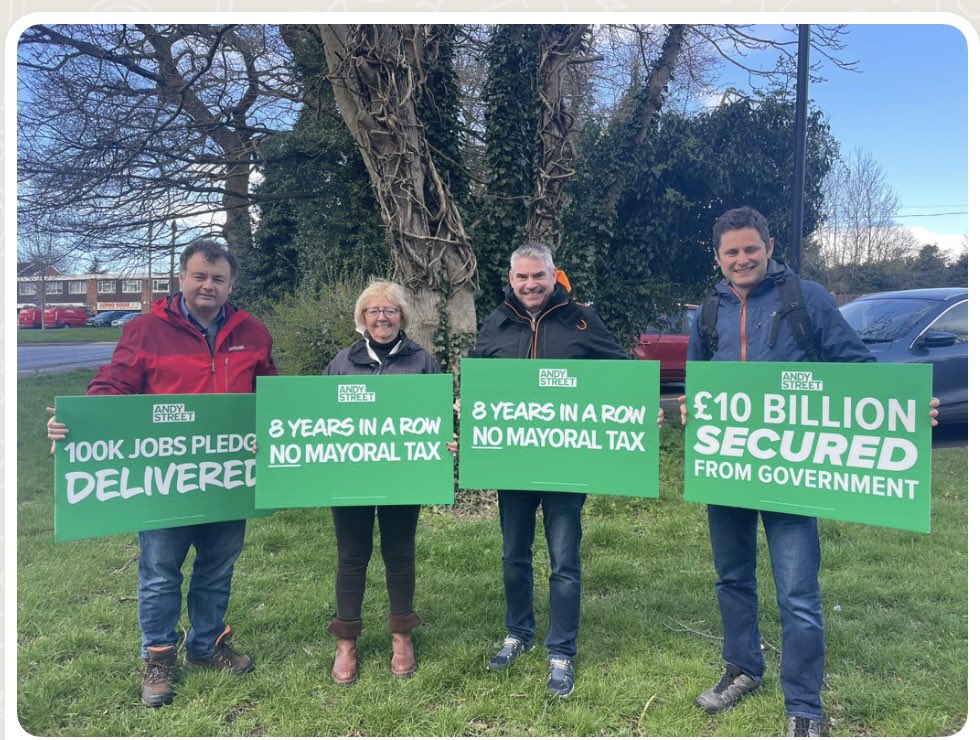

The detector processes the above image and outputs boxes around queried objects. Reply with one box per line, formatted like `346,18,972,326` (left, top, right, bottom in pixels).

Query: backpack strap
698,291,721,359
769,274,821,361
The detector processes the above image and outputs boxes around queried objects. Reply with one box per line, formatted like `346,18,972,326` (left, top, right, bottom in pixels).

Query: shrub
257,276,363,377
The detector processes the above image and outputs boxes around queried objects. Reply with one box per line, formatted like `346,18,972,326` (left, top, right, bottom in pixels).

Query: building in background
16,272,179,313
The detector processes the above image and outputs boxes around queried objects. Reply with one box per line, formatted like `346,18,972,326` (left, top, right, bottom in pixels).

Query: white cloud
905,226,968,260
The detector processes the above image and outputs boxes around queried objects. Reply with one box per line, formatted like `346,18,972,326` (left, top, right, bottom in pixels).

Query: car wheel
60,322,71,329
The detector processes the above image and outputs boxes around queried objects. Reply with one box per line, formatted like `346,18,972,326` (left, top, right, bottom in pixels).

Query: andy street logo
539,368,577,388
780,370,824,392
152,403,196,423
338,384,376,403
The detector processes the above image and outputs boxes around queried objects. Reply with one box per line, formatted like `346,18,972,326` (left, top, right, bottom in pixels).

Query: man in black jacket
470,242,628,698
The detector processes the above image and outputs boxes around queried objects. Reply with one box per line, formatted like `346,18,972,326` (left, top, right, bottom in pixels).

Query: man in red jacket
47,240,277,707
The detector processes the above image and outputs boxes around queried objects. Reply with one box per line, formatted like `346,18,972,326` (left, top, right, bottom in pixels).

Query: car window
646,307,697,335
839,298,937,344
925,300,967,344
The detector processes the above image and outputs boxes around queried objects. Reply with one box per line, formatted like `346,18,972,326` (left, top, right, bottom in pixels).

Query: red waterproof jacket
89,295,277,396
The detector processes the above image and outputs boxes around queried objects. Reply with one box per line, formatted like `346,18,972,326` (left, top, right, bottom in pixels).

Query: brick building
16,273,179,313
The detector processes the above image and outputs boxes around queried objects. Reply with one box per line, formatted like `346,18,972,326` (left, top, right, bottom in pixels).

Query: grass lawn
16,371,967,736
17,327,123,344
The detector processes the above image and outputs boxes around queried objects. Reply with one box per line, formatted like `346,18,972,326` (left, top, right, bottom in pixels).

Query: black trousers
328,504,421,637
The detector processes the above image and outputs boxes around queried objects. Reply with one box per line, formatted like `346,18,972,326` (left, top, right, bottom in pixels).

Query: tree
819,147,916,266
238,29,388,307
311,24,479,357
562,94,838,345
525,24,590,247
18,22,858,352
472,25,540,318
18,223,74,330
947,250,968,287
18,24,302,264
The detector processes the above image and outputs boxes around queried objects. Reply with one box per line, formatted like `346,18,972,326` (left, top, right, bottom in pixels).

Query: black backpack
698,272,822,361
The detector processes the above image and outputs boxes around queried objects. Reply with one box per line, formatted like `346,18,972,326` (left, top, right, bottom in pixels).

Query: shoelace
213,644,239,667
501,637,523,651
549,658,572,672
145,659,175,681
715,668,739,691
790,718,813,737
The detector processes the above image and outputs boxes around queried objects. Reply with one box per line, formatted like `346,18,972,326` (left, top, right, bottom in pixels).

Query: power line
897,211,968,217
899,204,967,209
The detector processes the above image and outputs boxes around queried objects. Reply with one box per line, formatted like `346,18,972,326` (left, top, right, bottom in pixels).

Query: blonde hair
354,280,412,334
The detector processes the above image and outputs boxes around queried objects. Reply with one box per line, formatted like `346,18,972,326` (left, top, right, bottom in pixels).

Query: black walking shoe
695,663,761,714
487,636,534,671
546,657,574,698
787,716,825,737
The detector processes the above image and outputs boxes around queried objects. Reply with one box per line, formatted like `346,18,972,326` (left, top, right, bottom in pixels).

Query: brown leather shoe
391,632,417,678
141,646,177,707
332,638,358,686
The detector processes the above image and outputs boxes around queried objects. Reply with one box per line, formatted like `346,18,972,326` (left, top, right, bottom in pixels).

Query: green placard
54,394,268,542
458,359,660,496
684,362,933,532
255,375,455,508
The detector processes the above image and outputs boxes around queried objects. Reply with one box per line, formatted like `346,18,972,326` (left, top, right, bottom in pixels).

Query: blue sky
803,23,968,250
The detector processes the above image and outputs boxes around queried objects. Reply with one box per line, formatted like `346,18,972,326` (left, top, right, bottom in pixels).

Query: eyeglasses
364,307,400,318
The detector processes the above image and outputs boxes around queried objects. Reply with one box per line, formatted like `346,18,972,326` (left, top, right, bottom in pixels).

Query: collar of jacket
348,330,413,366
154,294,243,336
715,257,793,299
503,282,573,320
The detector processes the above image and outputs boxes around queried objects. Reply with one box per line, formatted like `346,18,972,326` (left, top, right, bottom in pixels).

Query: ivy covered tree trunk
317,24,478,358
526,24,588,248
473,25,540,318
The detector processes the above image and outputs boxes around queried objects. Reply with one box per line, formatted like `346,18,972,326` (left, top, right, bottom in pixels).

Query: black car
838,288,967,423
86,310,129,327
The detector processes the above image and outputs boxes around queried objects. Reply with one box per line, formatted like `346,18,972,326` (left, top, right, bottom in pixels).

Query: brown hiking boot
141,646,177,707
184,626,254,674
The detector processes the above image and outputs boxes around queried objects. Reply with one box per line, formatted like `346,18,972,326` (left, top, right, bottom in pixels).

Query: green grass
17,371,967,736
18,326,123,344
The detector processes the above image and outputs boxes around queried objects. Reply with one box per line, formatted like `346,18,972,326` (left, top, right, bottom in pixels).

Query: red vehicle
18,306,42,328
634,304,698,384
43,306,95,328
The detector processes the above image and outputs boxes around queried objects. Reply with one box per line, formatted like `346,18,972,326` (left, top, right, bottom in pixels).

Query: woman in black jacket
322,280,441,686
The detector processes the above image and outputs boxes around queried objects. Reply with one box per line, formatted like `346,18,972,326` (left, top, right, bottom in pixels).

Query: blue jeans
498,490,586,659
707,505,824,720
137,520,246,660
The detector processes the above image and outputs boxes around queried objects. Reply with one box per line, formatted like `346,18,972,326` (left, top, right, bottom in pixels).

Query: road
17,342,116,377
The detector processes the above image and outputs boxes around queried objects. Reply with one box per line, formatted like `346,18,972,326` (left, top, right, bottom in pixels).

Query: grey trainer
546,657,574,698
695,663,761,714
787,716,825,737
487,636,534,671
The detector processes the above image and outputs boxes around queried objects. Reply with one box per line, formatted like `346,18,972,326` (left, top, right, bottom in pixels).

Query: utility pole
147,222,153,312
170,221,177,294
789,24,810,275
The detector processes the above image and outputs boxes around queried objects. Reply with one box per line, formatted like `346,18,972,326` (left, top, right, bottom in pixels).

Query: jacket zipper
727,285,749,362
504,298,569,359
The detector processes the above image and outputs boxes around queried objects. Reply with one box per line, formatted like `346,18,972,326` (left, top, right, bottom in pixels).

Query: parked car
111,311,142,327
18,306,42,328
86,310,129,327
634,304,698,384
838,288,967,424
44,306,96,328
